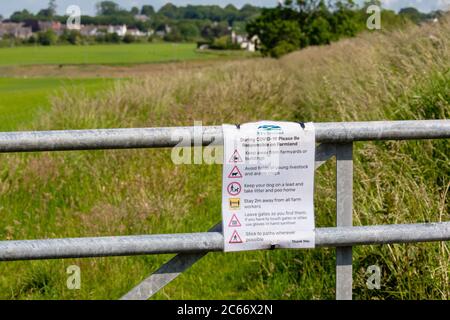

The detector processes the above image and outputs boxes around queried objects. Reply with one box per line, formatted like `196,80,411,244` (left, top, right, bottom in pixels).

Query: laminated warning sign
221,121,316,252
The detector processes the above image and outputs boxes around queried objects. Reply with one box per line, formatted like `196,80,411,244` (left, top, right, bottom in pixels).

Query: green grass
0,78,115,131
0,43,243,66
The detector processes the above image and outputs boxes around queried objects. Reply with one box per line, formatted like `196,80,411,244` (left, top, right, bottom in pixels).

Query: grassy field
0,78,116,131
0,18,448,300
0,43,249,66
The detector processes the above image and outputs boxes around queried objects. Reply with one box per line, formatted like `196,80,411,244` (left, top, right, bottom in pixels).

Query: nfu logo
257,124,282,132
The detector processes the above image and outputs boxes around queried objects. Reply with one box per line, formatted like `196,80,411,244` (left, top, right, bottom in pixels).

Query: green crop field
0,43,244,66
0,78,115,131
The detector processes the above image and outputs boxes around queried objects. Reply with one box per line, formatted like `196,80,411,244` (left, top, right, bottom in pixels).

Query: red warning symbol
229,230,243,243
228,214,242,227
227,182,241,196
228,166,243,179
229,150,243,163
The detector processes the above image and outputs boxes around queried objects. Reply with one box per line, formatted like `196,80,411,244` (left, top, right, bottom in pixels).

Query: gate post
336,143,353,300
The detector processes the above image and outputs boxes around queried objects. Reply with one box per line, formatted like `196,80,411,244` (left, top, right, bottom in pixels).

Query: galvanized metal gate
0,120,449,300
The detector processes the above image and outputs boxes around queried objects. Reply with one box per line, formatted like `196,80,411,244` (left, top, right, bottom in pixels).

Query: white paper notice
221,121,316,252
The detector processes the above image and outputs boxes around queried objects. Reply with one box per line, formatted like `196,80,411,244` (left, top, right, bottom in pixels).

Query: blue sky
0,0,449,17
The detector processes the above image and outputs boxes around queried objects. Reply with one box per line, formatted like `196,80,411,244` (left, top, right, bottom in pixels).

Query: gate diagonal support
121,143,337,300
121,223,222,300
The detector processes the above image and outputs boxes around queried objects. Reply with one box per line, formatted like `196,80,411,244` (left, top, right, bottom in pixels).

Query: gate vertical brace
336,143,353,300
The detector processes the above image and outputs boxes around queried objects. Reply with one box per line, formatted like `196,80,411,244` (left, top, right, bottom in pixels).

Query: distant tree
135,20,151,32
211,35,239,50
270,40,299,58
247,7,305,57
182,5,200,19
105,32,121,43
163,25,183,42
159,3,180,19
96,1,120,16
247,0,366,57
240,4,261,20
225,4,238,11
38,30,57,45
207,5,226,21
95,34,106,43
10,9,35,22
232,21,246,34
377,9,409,29
49,0,57,15
37,0,57,19
399,7,421,16
201,21,229,41
331,0,363,37
27,34,38,44
305,16,332,45
399,7,423,23
178,21,200,41
37,9,51,19
61,30,82,45
130,7,139,15
224,4,239,24
141,5,155,17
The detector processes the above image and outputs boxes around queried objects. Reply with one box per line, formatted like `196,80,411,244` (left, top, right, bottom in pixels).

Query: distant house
127,28,149,37
38,21,64,35
80,25,102,37
242,35,260,52
231,31,245,45
154,24,171,38
231,31,260,52
107,25,127,37
0,22,33,40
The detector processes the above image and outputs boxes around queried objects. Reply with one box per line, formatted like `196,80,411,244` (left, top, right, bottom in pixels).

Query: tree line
246,0,445,57
6,1,260,42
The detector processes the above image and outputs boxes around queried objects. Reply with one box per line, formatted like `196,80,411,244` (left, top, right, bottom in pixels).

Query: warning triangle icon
228,166,243,178
229,230,243,243
228,214,242,227
229,150,243,163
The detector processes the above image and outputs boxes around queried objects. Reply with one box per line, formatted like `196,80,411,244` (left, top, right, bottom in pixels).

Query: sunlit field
0,42,249,66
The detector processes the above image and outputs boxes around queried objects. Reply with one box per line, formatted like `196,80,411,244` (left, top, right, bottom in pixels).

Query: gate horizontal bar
0,222,448,261
0,120,449,153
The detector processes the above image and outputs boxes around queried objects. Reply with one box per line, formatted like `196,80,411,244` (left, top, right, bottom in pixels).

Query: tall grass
0,17,448,299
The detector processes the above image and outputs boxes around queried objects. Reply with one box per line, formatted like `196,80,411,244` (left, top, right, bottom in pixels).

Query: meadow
0,18,448,299
0,78,115,131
